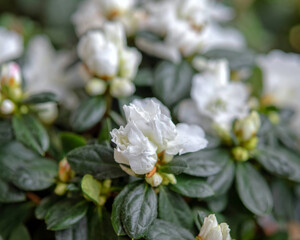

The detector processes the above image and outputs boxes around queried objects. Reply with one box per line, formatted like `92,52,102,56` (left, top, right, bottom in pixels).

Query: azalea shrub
1,0,300,240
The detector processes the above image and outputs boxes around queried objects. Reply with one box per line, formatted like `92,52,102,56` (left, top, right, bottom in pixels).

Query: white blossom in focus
178,58,249,131
111,98,207,175
198,214,231,240
0,27,23,64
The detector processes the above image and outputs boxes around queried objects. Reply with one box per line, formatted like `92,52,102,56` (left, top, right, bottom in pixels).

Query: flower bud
0,62,22,88
110,77,135,98
0,99,15,115
54,182,68,196
161,152,174,164
268,111,279,125
36,103,58,125
85,78,107,96
243,136,259,150
232,146,249,162
58,158,74,182
160,173,177,185
234,111,260,142
145,172,163,187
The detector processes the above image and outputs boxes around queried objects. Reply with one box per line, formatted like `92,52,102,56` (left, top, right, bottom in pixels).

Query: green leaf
35,196,60,220
204,48,255,69
121,182,157,239
0,142,57,191
170,175,214,198
60,132,86,154
182,149,230,177
145,219,194,240
207,195,228,213
55,217,87,240
153,60,194,107
247,65,263,98
159,157,188,175
236,162,273,215
0,119,13,143
12,114,49,155
71,97,106,132
159,186,193,230
98,118,112,143
9,224,31,240
0,203,33,239
23,92,59,104
134,68,153,87
207,160,235,196
111,181,142,236
67,144,126,180
256,146,300,182
45,199,89,230
81,174,102,205
0,178,25,203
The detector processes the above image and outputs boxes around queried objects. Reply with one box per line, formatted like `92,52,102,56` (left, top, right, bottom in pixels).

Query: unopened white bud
36,103,58,125
0,62,22,87
85,78,107,96
145,172,163,187
234,111,260,142
110,78,135,98
0,99,15,114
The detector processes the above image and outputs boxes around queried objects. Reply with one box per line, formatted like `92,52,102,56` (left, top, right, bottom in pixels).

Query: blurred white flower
111,98,207,175
198,214,231,240
179,58,249,131
72,0,140,36
0,27,23,64
23,35,83,109
136,0,242,63
0,62,22,87
257,50,300,134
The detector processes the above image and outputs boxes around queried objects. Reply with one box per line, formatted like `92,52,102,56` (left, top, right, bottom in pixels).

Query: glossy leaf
23,92,59,104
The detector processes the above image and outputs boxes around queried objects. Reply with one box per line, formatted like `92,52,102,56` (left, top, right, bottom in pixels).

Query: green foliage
22,92,59,104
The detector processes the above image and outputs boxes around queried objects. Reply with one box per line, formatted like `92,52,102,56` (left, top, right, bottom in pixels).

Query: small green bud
54,182,68,196
145,172,163,187
268,111,279,125
232,147,249,162
243,137,259,150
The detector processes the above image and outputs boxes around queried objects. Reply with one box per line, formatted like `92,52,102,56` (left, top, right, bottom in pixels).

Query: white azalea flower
23,36,82,110
136,0,241,63
179,58,249,131
198,214,231,240
72,0,139,36
111,98,207,175
0,27,23,64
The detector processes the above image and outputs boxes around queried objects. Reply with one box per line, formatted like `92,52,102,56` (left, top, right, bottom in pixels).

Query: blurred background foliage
1,0,300,53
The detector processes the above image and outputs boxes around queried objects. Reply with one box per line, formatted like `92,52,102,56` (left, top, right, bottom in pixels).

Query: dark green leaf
170,175,214,198
111,181,142,236
45,199,89,231
35,196,60,220
9,224,31,240
207,195,228,213
60,132,86,154
134,68,153,87
12,114,49,155
247,65,263,98
121,182,157,239
159,186,193,230
236,163,273,215
207,160,235,196
204,48,255,69
153,60,194,107
23,92,59,104
159,157,187,174
71,97,106,132
146,219,194,240
98,118,112,143
0,119,13,143
182,149,230,177
55,217,87,240
256,146,300,182
0,178,25,203
0,203,33,239
67,144,126,179
0,142,57,191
